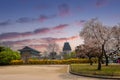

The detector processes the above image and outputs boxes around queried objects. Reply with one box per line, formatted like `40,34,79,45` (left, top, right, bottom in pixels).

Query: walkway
0,65,111,80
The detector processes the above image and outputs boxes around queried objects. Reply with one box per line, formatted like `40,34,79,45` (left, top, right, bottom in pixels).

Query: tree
49,52,57,59
43,51,49,59
106,25,120,61
47,42,59,59
75,44,99,65
111,25,120,53
0,46,5,52
83,45,99,65
75,45,87,58
0,46,20,65
80,18,112,70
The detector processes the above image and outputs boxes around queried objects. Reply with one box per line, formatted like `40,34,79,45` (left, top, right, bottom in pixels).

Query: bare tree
43,51,48,59
47,42,59,59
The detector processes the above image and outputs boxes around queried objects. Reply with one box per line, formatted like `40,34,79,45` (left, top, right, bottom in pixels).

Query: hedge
10,60,24,65
10,58,97,65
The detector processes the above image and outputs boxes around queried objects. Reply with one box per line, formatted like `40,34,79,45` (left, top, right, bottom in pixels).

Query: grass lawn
70,64,120,77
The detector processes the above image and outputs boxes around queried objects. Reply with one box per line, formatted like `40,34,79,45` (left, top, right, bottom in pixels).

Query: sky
0,0,120,52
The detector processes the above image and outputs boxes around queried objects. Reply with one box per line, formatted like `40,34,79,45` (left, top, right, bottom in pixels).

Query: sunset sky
0,0,120,52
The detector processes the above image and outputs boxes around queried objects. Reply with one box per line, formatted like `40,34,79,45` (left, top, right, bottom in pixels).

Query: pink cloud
21,32,33,37
52,24,68,30
75,20,86,26
38,15,56,23
68,35,79,40
41,37,67,42
34,28,50,34
1,35,80,51
38,15,48,22
0,28,49,40
29,44,48,51
0,32,23,40
58,3,71,17
16,15,57,24
96,0,108,8
0,39,49,51
0,24,69,40
1,14,56,25
41,35,79,42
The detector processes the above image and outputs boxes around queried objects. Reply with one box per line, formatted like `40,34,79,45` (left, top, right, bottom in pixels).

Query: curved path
0,65,110,80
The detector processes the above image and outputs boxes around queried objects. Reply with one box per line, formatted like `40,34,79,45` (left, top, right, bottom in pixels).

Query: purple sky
0,0,120,52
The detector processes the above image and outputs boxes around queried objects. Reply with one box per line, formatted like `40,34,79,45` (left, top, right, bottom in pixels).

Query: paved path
0,65,110,80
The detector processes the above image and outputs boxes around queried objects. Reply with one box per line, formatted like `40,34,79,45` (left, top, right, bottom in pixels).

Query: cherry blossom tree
80,18,112,70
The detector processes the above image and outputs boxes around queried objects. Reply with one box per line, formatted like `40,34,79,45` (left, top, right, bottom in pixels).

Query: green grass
70,64,120,77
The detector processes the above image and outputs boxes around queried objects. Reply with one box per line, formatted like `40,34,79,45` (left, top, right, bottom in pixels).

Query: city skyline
0,0,120,52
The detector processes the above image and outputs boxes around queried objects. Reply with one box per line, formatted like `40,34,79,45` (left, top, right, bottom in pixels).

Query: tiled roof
19,46,40,54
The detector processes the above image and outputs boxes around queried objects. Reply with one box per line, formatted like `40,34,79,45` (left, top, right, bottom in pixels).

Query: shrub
27,58,92,65
9,58,97,65
10,60,23,65
0,47,21,65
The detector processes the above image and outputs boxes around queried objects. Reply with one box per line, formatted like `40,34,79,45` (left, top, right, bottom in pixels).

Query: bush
0,47,21,65
10,60,24,65
9,58,97,65
27,58,92,65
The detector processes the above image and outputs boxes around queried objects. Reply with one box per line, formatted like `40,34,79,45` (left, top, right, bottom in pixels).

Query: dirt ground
0,65,107,80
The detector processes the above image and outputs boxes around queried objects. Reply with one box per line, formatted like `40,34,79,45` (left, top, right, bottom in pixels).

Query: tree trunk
102,44,108,66
105,55,108,66
97,57,101,70
97,45,104,70
89,57,93,65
